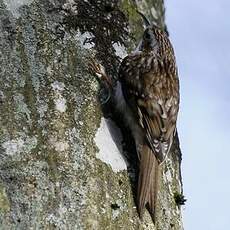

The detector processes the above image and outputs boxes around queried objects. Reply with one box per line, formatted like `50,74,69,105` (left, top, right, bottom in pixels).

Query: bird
118,12,179,221
89,11,179,222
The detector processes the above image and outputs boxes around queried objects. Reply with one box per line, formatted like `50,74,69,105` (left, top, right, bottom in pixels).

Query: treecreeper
90,12,180,223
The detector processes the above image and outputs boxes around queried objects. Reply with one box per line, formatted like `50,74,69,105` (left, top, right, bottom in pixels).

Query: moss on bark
0,0,183,229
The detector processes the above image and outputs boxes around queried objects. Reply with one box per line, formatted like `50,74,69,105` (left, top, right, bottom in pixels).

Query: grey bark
0,0,183,229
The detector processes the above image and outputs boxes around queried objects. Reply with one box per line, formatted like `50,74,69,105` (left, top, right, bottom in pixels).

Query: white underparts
114,82,144,152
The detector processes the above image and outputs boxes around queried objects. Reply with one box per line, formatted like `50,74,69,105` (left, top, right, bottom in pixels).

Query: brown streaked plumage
118,24,179,221
89,13,179,223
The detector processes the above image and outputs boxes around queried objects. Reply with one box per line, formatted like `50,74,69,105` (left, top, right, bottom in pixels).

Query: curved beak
136,10,151,27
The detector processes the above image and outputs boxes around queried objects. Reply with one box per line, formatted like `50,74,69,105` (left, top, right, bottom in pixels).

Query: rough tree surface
0,0,183,229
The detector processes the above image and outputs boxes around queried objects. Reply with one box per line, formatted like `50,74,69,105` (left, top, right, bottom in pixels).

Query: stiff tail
137,144,159,222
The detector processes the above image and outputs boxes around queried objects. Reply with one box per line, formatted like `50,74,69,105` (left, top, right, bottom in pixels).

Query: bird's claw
88,57,112,87
88,57,102,78
88,57,112,104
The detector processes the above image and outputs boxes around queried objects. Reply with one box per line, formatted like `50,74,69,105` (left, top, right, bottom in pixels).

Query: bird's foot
88,57,112,87
88,58,112,104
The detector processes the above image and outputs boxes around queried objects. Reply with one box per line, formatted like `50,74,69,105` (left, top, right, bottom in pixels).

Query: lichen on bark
0,0,183,229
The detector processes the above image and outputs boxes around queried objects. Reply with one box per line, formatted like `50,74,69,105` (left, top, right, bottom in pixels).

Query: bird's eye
144,30,151,40
145,33,151,39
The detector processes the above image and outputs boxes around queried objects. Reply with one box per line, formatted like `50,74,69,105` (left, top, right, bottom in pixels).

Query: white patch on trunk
4,0,34,18
2,136,37,156
54,97,67,113
51,81,67,113
2,139,24,156
62,0,78,15
54,141,69,152
48,137,69,152
113,43,128,59
51,81,65,92
74,31,95,49
94,118,127,173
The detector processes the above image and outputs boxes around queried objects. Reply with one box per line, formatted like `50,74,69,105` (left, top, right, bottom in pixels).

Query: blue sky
165,1,230,229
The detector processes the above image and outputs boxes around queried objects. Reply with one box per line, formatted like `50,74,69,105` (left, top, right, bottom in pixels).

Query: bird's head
142,27,158,51
136,11,167,52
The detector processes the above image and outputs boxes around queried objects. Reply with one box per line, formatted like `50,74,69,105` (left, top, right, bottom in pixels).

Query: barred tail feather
137,144,159,222
148,156,159,222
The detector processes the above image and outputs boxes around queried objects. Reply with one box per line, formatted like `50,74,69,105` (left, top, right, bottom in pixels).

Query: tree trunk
0,0,183,229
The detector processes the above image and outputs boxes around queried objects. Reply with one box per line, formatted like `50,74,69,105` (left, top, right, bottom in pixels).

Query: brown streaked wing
119,52,179,163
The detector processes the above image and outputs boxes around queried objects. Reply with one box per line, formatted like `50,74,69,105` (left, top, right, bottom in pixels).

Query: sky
165,1,230,229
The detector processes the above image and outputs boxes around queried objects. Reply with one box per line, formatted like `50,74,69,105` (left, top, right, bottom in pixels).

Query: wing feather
119,52,179,163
